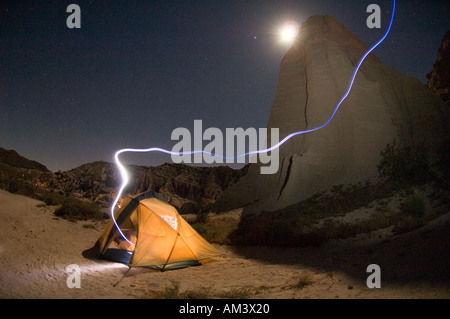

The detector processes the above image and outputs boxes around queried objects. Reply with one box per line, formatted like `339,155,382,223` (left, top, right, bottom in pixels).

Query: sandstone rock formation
47,161,246,208
215,15,449,214
427,30,450,107
0,145,246,210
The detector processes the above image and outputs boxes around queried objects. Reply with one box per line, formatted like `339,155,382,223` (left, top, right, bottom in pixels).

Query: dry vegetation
189,141,450,248
0,141,449,299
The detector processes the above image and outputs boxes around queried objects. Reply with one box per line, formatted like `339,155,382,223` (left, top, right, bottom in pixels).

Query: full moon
280,21,299,44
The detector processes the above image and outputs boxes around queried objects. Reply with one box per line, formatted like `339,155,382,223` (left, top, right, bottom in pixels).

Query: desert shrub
426,139,450,198
377,140,430,184
151,282,181,299
191,216,238,245
230,210,326,247
400,193,426,217
290,273,314,290
54,197,103,221
149,282,212,299
195,208,210,224
180,287,212,299
219,287,254,299
82,224,98,230
392,216,425,234
191,223,208,235
7,181,20,193
230,202,406,247
390,193,427,234
180,199,210,223
42,191,65,206
229,180,401,247
179,202,197,214
7,180,36,197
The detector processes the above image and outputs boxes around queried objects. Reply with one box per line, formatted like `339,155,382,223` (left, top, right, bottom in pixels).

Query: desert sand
0,189,449,299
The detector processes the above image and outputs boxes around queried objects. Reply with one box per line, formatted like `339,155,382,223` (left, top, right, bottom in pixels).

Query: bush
195,209,210,224
191,216,239,245
7,181,20,193
230,211,319,247
54,197,103,221
229,194,405,247
392,216,425,234
7,180,37,197
377,140,430,183
290,273,314,290
42,191,65,206
179,202,197,214
219,287,254,299
400,194,426,217
180,199,211,223
149,281,213,299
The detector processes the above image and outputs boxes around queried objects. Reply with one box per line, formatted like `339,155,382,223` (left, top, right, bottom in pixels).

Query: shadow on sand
230,211,450,287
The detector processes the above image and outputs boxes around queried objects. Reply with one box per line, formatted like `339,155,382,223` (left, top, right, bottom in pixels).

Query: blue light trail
111,1,396,245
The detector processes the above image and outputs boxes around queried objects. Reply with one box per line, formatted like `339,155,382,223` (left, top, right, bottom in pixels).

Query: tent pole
161,232,180,272
112,266,132,287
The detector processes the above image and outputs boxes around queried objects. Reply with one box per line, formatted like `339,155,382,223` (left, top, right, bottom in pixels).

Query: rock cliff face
215,15,449,213
0,145,246,209
47,161,246,208
427,30,450,107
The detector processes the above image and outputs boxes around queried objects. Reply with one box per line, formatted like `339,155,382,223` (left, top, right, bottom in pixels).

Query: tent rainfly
97,191,220,271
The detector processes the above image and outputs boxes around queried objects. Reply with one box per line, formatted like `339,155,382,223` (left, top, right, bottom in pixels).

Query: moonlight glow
280,21,300,44
111,0,396,245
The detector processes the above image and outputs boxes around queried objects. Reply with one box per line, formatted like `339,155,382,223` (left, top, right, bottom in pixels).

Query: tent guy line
111,0,396,245
99,191,220,270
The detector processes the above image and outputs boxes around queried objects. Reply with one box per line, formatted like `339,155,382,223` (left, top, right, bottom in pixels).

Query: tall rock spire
216,15,448,214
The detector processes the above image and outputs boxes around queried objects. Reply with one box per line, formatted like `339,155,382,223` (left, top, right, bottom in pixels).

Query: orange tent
97,191,220,271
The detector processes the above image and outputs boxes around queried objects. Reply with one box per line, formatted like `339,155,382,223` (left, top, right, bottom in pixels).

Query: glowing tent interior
97,191,220,271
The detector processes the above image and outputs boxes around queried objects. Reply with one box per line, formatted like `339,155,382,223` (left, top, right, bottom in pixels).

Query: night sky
1,0,448,172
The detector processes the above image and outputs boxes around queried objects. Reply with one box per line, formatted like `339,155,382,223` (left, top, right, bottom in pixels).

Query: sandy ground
0,189,449,299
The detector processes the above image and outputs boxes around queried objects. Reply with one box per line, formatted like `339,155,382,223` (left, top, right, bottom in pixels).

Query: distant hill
0,147,49,172
0,147,246,209
47,161,247,209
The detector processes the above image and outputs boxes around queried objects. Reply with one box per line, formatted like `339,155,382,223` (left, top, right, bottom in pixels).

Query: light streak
111,1,396,245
